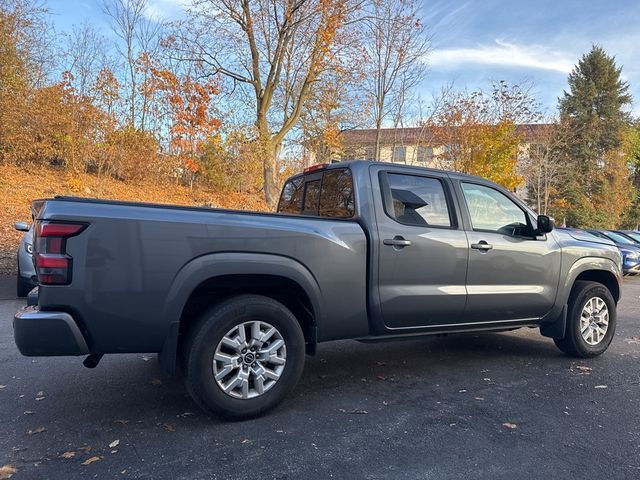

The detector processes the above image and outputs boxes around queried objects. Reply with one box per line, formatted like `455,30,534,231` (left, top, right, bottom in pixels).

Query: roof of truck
312,160,491,184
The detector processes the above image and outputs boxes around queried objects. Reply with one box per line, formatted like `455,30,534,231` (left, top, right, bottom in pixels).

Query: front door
458,181,561,322
375,170,468,328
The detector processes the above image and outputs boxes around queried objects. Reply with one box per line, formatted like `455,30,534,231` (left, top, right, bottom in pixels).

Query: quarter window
461,182,530,236
386,173,452,227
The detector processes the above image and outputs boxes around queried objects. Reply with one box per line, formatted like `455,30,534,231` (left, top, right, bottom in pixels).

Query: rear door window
385,173,453,227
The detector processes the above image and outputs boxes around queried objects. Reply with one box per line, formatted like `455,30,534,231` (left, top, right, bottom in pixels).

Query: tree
102,0,162,130
558,45,633,227
359,0,429,161
521,122,571,215
178,0,354,207
620,124,640,228
151,66,222,188
429,81,541,190
0,0,53,163
62,22,112,100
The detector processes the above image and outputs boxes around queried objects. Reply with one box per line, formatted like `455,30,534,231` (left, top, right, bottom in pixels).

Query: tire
553,280,616,358
182,294,306,419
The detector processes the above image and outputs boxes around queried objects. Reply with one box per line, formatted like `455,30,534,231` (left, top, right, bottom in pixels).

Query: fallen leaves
35,391,45,401
81,456,102,466
502,422,517,429
108,440,120,449
0,465,17,479
114,419,129,426
339,408,368,414
163,423,176,432
150,379,162,386
60,451,75,459
572,365,592,374
0,385,6,390
27,426,46,435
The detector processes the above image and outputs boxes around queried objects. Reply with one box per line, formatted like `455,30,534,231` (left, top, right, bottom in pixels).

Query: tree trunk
374,117,382,162
260,138,280,210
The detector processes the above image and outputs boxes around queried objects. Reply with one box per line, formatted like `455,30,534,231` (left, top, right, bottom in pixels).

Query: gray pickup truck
14,161,622,418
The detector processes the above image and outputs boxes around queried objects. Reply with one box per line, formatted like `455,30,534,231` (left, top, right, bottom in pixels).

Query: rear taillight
34,221,87,285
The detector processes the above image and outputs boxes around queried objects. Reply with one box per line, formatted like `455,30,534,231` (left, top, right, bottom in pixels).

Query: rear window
319,169,355,217
303,179,322,214
278,177,304,214
277,168,355,218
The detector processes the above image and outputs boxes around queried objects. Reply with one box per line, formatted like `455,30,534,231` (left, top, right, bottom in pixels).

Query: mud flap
540,304,567,339
158,321,180,374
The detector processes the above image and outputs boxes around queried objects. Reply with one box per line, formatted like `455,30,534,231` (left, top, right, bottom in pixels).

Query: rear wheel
554,280,616,357
182,295,305,419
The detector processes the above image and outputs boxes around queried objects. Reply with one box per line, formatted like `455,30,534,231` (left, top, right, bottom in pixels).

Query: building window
415,146,433,163
365,146,376,160
392,146,406,163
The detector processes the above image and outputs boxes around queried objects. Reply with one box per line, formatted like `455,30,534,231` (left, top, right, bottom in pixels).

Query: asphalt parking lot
1,276,639,480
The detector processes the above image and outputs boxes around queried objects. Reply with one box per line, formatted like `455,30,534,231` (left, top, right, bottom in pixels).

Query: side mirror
537,215,554,234
14,221,30,232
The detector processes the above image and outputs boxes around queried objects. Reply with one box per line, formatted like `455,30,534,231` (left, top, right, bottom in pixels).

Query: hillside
0,164,267,275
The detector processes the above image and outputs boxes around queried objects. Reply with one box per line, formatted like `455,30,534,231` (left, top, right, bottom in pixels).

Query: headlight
622,249,639,262
25,243,33,255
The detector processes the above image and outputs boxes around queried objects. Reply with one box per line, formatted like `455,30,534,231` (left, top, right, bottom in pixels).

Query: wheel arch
573,270,620,303
158,253,322,373
561,257,621,305
541,258,620,340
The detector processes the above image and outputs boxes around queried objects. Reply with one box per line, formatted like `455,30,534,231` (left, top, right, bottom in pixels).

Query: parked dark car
586,230,640,276
14,221,37,297
14,161,622,418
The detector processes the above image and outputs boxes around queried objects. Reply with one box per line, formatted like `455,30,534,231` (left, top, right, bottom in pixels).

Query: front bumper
14,306,89,356
623,262,640,276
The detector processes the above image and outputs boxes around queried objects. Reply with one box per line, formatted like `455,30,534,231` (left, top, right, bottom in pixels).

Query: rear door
374,168,468,328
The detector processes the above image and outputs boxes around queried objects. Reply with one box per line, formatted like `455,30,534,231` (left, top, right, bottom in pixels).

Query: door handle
470,240,493,251
383,236,412,248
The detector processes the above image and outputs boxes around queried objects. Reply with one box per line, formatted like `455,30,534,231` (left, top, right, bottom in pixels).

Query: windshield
603,231,636,245
621,231,640,243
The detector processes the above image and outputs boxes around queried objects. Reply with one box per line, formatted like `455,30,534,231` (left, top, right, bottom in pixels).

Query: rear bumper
14,306,89,356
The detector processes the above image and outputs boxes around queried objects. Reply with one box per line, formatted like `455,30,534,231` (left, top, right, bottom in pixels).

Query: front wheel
182,295,306,419
16,266,31,298
554,280,616,357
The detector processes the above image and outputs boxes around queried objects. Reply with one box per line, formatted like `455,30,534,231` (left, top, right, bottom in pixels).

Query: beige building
334,124,551,198
339,124,549,165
